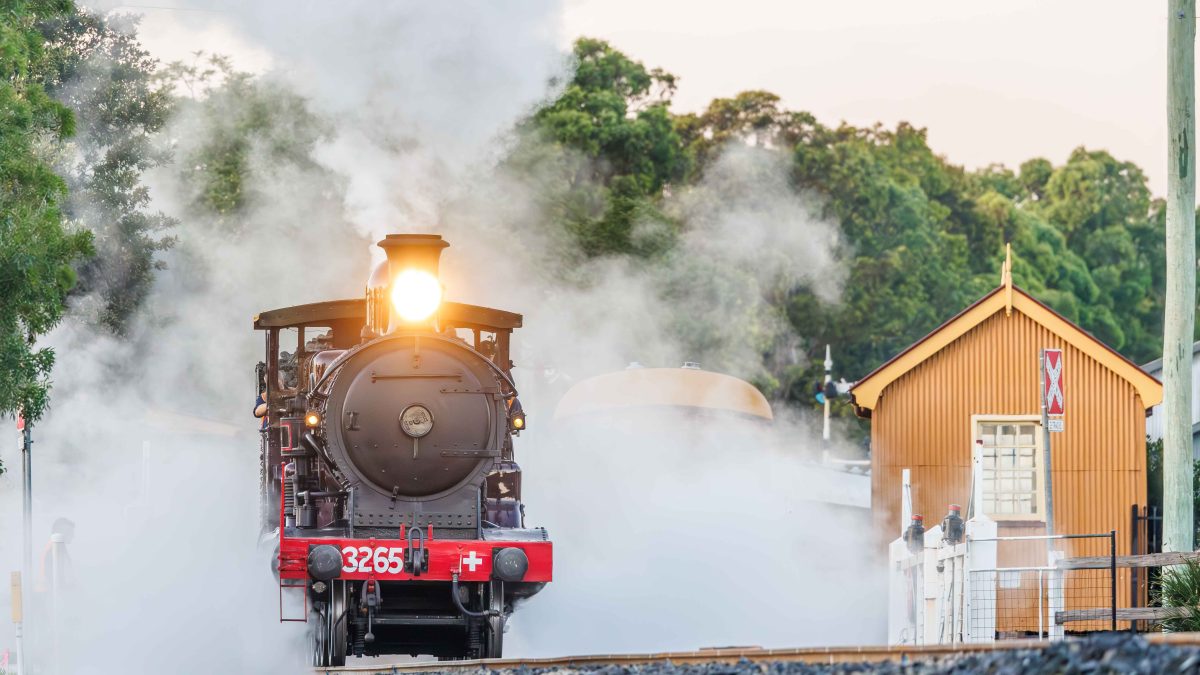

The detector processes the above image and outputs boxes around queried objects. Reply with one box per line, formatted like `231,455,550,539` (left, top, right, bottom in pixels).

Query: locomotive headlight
391,269,442,322
305,412,321,427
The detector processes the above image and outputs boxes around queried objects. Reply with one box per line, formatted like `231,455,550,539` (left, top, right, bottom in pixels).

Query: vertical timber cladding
861,287,1160,630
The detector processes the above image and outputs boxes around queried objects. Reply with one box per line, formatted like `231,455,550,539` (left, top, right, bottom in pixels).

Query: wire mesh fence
967,532,1116,640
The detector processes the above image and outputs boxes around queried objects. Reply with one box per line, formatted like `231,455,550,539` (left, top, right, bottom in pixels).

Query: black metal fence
1130,504,1163,632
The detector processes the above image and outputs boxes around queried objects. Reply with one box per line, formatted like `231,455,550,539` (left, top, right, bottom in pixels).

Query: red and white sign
1044,349,1064,416
15,412,23,431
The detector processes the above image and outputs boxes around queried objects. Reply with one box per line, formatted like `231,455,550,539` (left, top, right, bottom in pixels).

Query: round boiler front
326,334,504,499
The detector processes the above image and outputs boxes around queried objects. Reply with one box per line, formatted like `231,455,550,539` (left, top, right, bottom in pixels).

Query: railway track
317,633,1200,673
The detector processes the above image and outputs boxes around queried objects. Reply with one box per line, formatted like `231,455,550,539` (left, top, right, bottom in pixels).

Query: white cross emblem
462,551,483,572
1045,352,1064,413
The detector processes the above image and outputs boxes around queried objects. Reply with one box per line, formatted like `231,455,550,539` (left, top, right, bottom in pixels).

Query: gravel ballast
413,635,1200,675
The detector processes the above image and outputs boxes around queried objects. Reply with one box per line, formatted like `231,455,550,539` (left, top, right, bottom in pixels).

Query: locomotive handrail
311,333,518,404
370,371,464,381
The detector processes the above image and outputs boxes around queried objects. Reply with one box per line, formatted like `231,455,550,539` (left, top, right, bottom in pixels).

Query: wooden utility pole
1164,0,1196,554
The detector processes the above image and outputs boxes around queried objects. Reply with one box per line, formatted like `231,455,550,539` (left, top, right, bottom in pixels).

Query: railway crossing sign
1043,348,1064,417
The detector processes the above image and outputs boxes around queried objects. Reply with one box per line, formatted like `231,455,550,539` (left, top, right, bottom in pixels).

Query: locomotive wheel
485,580,504,658
312,580,348,667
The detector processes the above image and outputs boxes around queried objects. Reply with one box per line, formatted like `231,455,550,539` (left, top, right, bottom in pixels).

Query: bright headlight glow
390,269,442,322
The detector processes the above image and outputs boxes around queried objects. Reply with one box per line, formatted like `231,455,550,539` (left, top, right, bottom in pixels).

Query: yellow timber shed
851,278,1162,631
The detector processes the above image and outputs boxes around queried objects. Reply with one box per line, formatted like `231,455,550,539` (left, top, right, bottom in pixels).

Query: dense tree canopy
0,0,94,440
529,39,1177,414
2,21,1184,452
524,37,688,258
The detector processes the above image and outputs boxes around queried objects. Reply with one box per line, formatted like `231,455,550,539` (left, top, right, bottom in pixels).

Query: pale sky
116,0,1174,195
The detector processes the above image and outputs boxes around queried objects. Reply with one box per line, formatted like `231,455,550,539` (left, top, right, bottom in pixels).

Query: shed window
975,420,1043,520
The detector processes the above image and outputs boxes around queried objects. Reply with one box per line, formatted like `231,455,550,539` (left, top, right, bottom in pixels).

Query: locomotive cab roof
253,298,522,332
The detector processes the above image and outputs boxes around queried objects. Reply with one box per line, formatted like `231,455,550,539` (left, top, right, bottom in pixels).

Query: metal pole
1039,350,1055,543
20,420,33,667
1110,530,1118,631
1037,569,1044,640
822,344,832,444
1131,504,1139,633
1164,0,1197,554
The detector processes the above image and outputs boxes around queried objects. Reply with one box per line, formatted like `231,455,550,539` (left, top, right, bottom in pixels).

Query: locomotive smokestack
368,233,450,334
378,233,449,277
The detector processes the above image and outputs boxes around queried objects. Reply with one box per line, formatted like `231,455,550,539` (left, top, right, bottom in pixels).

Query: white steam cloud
195,0,569,233
0,2,882,671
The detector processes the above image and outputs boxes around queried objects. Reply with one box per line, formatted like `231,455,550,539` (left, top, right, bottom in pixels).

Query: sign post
1040,349,1064,542
17,413,31,675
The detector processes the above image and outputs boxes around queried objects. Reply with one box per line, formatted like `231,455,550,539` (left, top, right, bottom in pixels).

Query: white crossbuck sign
1044,349,1064,415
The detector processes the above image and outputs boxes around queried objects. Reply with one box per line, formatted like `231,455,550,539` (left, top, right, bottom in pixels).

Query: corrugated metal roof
1140,340,1200,375
851,285,1162,411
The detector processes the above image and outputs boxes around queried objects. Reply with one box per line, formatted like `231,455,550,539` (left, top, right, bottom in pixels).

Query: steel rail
315,633,1200,673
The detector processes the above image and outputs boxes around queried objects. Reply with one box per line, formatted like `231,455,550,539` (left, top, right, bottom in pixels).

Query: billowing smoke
439,145,881,653
0,2,883,671
508,412,880,654
162,0,570,232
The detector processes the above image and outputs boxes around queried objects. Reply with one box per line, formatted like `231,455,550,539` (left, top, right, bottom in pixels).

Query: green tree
522,40,1176,422
676,90,815,176
524,38,688,257
0,0,95,445
1030,148,1165,360
37,9,177,334
163,53,328,224
786,121,987,394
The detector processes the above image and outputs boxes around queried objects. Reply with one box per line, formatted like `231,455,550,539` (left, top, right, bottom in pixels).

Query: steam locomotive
253,234,551,665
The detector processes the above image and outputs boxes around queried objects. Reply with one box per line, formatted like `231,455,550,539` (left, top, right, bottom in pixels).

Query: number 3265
341,546,404,573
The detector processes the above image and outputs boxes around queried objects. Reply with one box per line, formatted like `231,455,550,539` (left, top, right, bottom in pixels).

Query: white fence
887,515,996,645
889,521,1117,644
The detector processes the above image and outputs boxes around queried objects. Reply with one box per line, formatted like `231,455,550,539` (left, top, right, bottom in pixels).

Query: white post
964,516,998,643
970,441,984,518
11,571,23,675
963,542,974,643
1048,550,1065,640
901,468,912,537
